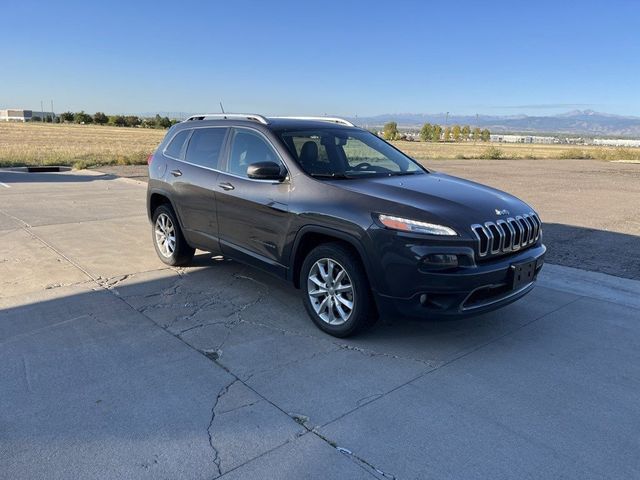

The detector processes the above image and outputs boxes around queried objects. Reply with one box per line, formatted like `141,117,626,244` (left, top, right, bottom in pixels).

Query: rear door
167,126,229,251
214,127,292,277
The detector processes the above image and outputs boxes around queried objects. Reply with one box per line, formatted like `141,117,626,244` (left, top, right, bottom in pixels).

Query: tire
300,242,376,337
151,204,195,266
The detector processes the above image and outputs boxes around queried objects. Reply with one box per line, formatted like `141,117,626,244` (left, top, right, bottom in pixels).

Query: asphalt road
1,169,640,479
97,158,640,280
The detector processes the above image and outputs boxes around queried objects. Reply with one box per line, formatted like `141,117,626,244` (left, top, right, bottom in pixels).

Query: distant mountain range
349,110,640,138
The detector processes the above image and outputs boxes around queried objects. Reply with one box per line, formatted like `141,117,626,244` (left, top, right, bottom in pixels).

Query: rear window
184,128,228,168
164,129,190,159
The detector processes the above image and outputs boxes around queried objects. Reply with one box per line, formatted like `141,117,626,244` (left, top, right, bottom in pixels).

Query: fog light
420,254,459,270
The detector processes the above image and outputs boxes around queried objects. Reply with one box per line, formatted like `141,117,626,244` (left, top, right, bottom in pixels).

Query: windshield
275,128,426,178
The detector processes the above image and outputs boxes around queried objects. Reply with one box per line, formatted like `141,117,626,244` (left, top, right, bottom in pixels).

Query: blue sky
2,0,639,117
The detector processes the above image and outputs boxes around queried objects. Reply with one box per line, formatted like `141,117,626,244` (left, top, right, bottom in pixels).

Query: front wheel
152,204,194,266
300,243,376,337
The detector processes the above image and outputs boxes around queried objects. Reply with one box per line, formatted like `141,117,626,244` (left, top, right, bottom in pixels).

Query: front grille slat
471,212,541,258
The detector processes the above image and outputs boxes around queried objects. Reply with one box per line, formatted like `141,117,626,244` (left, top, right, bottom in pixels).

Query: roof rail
185,113,269,125
270,116,355,127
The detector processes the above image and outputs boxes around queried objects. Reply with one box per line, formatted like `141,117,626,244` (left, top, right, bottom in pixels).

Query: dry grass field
0,122,165,168
395,140,640,162
1,121,639,168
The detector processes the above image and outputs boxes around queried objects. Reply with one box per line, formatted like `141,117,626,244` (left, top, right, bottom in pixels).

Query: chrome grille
471,212,541,257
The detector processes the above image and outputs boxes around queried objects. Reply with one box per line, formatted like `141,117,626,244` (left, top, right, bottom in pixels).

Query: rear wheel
152,204,194,266
300,242,376,337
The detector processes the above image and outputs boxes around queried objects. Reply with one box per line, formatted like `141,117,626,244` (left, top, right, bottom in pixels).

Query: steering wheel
354,162,372,170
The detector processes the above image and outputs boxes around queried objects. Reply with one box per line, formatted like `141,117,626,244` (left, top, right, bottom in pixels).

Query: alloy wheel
154,213,176,258
307,258,355,325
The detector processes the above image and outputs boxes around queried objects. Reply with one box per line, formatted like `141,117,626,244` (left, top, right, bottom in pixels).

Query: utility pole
475,113,479,144
51,100,55,121
444,112,449,142
40,100,44,122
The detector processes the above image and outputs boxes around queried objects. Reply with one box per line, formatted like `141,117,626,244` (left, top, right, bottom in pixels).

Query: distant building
592,138,640,148
490,134,558,144
0,109,56,122
0,109,33,122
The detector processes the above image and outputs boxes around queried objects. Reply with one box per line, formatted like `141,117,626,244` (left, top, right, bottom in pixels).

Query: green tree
481,128,491,142
31,115,42,122
124,115,141,127
383,121,399,140
432,124,443,142
420,123,433,142
60,111,74,122
74,111,93,124
472,127,481,141
452,124,462,142
159,116,172,128
462,125,471,140
93,112,109,125
109,115,126,127
444,126,452,142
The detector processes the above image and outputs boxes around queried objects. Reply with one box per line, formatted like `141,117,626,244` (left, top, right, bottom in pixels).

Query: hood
329,172,534,233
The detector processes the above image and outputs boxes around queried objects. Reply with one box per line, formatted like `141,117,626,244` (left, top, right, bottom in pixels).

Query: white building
0,109,33,122
592,138,640,148
490,134,557,144
0,109,56,122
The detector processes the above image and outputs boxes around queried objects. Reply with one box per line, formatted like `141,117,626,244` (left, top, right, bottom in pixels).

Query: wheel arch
147,189,182,224
288,226,377,292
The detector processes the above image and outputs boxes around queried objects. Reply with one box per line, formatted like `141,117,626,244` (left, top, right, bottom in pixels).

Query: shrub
558,149,593,159
480,146,504,159
72,160,88,170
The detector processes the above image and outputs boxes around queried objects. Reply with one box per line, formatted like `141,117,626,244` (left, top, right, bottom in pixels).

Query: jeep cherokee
147,114,545,337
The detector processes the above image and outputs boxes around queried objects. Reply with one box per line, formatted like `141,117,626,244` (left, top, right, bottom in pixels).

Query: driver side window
226,129,283,178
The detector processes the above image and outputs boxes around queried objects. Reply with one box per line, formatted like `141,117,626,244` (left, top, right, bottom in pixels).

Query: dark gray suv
147,114,545,337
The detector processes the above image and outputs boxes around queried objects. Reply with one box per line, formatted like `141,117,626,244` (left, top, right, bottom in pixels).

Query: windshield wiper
390,171,423,176
309,172,352,179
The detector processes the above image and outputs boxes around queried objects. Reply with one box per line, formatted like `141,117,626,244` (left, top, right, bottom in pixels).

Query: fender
288,224,379,293
147,187,187,232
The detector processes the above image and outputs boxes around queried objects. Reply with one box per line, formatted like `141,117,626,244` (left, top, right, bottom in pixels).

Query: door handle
219,182,235,191
170,169,182,177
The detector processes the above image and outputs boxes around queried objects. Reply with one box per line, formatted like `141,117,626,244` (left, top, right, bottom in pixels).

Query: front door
215,128,291,277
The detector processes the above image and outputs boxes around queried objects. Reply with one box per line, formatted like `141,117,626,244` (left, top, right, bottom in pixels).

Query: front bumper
374,244,546,319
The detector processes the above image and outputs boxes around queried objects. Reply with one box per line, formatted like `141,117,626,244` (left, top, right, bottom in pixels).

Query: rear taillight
147,154,154,165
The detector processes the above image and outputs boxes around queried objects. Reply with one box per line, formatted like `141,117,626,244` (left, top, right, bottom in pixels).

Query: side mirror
247,161,285,181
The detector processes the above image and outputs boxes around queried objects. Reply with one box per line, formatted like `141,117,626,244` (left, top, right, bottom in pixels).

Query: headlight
377,214,457,236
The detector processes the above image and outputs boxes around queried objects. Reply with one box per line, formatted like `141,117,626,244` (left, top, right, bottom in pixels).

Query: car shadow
0,170,120,184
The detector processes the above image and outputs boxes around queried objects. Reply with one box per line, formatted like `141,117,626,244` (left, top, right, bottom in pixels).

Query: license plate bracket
510,260,537,290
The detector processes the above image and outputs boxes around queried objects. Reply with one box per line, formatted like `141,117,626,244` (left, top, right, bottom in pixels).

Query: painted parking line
0,182,11,188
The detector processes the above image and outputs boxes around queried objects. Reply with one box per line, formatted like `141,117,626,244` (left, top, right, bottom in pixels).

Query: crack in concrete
226,314,438,372
216,399,262,416
99,274,132,292
242,346,342,384
334,444,397,479
287,414,396,479
207,379,237,477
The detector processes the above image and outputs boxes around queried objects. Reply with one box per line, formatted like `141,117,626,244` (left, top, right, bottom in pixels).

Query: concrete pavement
1,169,639,479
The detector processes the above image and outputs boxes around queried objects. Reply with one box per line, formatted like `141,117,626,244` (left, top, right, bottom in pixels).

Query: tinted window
184,128,228,168
164,129,190,159
227,129,282,178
